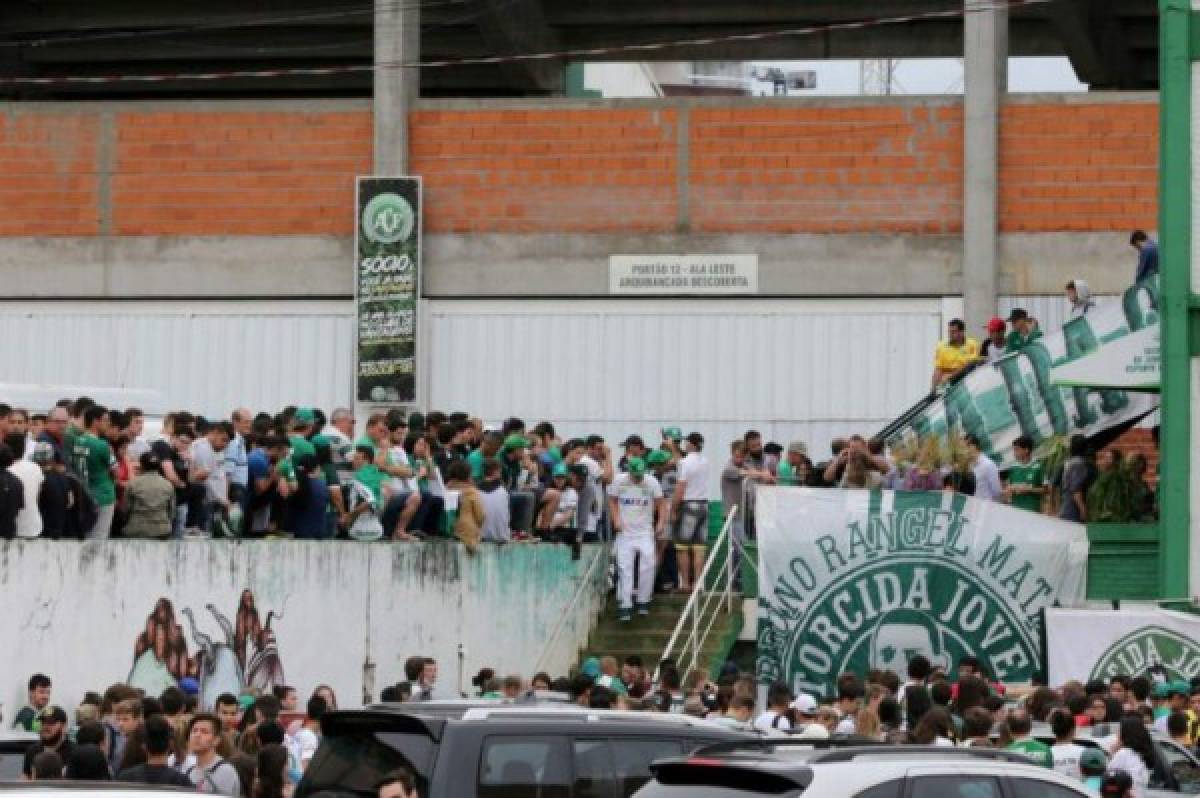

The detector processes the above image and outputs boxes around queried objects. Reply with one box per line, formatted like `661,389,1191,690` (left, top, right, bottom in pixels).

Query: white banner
1051,324,1159,391
757,488,1089,697
1046,607,1200,686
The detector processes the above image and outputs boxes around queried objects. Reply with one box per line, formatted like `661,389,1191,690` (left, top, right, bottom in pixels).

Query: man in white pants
607,456,665,622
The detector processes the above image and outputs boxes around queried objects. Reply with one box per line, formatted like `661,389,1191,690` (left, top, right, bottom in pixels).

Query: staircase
581,591,743,678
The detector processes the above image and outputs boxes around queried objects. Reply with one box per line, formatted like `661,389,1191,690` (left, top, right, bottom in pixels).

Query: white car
636,744,1097,798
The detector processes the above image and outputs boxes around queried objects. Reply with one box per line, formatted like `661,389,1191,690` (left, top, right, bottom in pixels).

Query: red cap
986,317,1006,333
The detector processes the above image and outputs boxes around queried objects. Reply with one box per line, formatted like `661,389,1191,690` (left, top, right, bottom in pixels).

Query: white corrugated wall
426,298,944,494
0,301,355,417
996,294,1118,336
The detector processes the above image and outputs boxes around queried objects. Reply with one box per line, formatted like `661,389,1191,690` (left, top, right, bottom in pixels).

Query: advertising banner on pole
882,277,1160,469
756,488,1088,697
355,177,421,404
1046,606,1200,685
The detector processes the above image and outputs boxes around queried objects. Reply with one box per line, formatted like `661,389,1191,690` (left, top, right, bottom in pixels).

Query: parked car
634,743,1095,798
296,705,756,798
0,734,38,782
0,786,191,798
1076,723,1200,797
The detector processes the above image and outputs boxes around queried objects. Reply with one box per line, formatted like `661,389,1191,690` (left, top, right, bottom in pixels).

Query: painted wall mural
128,592,286,709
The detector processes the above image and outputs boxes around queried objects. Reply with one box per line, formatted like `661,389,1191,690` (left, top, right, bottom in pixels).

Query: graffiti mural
128,590,286,709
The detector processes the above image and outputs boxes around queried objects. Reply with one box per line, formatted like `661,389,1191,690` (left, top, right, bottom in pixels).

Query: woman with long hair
1109,716,1155,797
910,707,957,746
254,744,290,798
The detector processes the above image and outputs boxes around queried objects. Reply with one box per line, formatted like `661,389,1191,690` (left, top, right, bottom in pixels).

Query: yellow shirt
934,338,981,373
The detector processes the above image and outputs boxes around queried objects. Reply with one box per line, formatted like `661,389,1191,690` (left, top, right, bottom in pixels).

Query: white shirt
753,710,791,732
1051,742,1084,779
291,727,319,765
9,460,43,538
835,716,857,735
387,446,417,495
607,473,663,537
579,455,603,532
1108,748,1149,797
677,452,710,502
972,453,1003,501
554,487,579,527
190,438,228,503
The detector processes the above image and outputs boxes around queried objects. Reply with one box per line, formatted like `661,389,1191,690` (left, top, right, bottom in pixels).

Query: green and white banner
1051,324,1159,392
884,277,1160,469
1046,607,1200,685
355,177,421,404
757,488,1089,697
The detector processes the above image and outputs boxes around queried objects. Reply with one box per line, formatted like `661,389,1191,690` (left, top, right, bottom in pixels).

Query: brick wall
999,103,1158,233
0,98,1160,237
1103,427,1159,483
113,110,371,235
0,110,100,235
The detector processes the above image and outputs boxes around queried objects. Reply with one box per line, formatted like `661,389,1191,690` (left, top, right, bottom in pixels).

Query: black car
296,706,755,798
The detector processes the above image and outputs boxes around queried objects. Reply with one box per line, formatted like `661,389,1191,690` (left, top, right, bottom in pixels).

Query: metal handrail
533,542,610,674
654,506,739,682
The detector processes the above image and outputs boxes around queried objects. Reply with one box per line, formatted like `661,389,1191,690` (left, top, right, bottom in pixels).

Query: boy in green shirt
74,405,117,538
346,444,384,541
1004,435,1046,514
1005,308,1043,353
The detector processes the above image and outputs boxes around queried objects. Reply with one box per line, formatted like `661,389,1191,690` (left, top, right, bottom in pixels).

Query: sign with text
1051,324,1159,392
355,177,421,404
756,488,1088,698
609,254,758,295
1046,607,1200,685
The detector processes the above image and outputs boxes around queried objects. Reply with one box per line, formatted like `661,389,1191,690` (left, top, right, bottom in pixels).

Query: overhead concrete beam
471,0,563,94
1045,0,1134,89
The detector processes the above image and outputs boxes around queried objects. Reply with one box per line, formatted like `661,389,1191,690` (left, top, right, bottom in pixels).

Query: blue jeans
382,491,444,536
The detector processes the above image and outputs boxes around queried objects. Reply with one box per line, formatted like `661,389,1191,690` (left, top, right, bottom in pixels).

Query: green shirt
280,434,318,484
74,432,116,506
63,423,82,477
353,464,384,506
1005,328,1043,353
778,461,807,486
1006,461,1045,513
1006,738,1053,768
467,448,486,482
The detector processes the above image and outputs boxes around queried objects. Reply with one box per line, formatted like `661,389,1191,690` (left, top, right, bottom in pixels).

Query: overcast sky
751,57,1086,95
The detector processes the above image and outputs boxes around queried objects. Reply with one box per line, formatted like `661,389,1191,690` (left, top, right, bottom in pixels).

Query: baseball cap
1007,308,1030,322
30,442,55,465
685,432,705,448
1079,747,1107,773
787,440,808,456
626,456,647,476
238,694,256,711
646,449,671,466
661,427,683,442
621,435,645,449
1170,680,1191,696
790,694,818,716
1154,681,1173,699
501,434,529,451
293,407,316,425
39,706,67,725
986,317,1006,333
581,657,601,679
179,677,200,696
551,463,568,477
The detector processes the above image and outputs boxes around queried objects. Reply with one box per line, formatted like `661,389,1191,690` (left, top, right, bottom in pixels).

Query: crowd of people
9,648,1193,798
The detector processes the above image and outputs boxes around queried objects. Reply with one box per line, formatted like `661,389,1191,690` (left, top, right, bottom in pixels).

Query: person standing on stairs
608,456,666,623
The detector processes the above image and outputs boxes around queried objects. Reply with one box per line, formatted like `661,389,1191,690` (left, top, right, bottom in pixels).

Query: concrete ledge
0,231,1136,300
0,236,353,298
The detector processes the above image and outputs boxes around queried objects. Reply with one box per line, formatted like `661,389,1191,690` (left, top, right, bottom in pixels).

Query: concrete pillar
374,0,420,174
962,0,1007,327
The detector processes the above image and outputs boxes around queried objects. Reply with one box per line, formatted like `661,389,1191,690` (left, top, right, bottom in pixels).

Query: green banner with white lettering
756,488,1088,697
883,277,1160,469
1046,607,1200,685
355,176,421,404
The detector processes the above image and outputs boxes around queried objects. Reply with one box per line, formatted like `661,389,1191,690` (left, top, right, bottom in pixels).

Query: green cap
1079,747,1107,772
546,446,563,464
502,434,529,451
1154,681,1173,699
238,694,256,710
646,449,671,466
1170,680,1191,696
581,657,601,679
662,426,683,441
293,407,316,425
626,456,647,475
552,463,568,477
